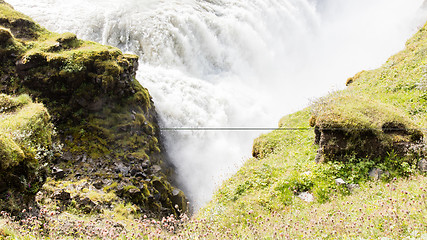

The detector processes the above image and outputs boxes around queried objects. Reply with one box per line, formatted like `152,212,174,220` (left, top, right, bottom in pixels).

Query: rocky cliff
0,1,186,217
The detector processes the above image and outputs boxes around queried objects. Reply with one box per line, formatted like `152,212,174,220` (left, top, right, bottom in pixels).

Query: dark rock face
0,27,13,45
314,122,424,164
0,2,187,217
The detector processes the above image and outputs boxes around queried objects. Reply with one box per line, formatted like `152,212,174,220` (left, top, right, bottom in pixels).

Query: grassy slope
194,22,427,239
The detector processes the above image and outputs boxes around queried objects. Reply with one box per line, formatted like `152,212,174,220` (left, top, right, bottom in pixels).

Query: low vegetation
0,176,426,239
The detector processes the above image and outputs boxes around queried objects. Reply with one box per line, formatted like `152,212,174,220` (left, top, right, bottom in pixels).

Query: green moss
0,132,25,169
0,93,30,113
0,2,178,217
312,93,415,130
0,25,150,161
87,190,117,203
0,3,31,22
0,3,48,40
105,182,118,192
140,183,150,197
0,94,52,159
113,202,138,220
123,185,138,192
55,32,80,49
310,92,422,162
0,94,53,213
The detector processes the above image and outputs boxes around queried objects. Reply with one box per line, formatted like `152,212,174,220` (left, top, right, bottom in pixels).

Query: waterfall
9,0,427,210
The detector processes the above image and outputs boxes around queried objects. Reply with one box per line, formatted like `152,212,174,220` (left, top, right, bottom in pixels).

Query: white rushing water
8,0,427,210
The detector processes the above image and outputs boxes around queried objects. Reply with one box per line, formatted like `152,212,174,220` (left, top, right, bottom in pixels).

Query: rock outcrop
311,93,424,164
0,94,53,215
310,86,426,175
0,2,186,217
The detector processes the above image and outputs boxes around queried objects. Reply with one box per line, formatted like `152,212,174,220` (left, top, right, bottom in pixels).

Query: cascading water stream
9,0,427,211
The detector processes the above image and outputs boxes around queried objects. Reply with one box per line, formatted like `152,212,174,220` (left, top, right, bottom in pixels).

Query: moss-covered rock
311,93,424,163
0,2,186,217
0,94,52,215
0,2,45,40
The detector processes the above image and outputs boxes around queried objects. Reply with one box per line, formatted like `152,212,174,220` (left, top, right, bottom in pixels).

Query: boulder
347,183,360,192
368,168,389,181
297,192,314,202
335,178,346,185
171,189,188,213
0,27,13,46
93,180,104,190
77,197,100,213
312,94,424,165
418,159,427,172
151,165,162,174
52,167,65,179
52,190,71,201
